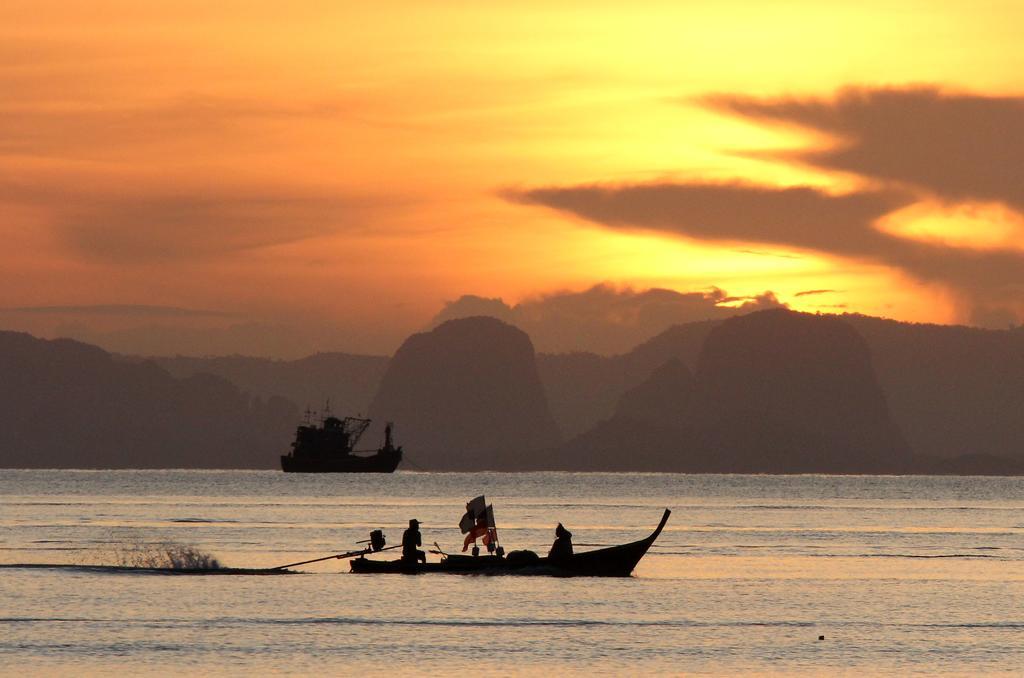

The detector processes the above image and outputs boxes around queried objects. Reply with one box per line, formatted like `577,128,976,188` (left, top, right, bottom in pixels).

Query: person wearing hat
402,518,426,564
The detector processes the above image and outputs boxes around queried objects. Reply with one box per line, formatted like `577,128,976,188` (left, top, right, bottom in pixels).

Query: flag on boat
460,496,498,551
459,495,486,534
483,505,498,547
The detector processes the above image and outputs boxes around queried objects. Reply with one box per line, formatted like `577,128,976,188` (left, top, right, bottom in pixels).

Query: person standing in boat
402,519,426,564
548,523,573,562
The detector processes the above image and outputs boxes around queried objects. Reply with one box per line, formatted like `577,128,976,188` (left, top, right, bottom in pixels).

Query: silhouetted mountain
368,317,560,470
9,304,1024,473
149,352,388,416
544,310,1024,473
536,352,638,440
544,357,697,471
614,358,694,423
537,319,716,438
625,319,717,372
687,309,909,472
843,315,1024,462
554,310,910,472
0,331,296,468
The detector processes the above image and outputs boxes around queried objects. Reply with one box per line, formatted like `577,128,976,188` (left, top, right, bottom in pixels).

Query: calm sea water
3,471,1024,676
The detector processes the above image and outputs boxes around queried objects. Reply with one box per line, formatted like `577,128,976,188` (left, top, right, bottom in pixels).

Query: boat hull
280,449,401,473
350,509,671,577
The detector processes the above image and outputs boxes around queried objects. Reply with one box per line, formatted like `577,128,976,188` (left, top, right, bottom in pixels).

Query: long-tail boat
349,509,670,577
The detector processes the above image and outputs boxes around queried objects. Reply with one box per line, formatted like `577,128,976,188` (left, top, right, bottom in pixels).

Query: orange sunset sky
2,1,1023,357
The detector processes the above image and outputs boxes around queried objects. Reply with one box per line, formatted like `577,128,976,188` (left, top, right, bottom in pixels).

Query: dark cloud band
509,86,1024,327
703,86,1024,211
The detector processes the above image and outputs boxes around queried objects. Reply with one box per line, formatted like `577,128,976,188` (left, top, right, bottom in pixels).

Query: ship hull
280,449,402,473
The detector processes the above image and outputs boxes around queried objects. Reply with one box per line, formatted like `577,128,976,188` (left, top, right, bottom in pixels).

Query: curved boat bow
549,507,671,577
350,508,671,577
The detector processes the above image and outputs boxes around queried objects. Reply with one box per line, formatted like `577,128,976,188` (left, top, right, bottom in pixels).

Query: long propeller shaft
272,544,400,570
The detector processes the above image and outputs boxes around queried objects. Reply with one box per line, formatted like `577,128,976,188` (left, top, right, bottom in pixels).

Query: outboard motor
369,529,386,552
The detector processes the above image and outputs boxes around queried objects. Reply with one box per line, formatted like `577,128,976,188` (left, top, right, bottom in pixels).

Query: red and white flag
460,496,497,551
459,495,486,534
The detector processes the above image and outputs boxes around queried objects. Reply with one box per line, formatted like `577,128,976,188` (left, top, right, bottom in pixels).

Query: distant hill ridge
5,309,1024,473
148,352,388,417
0,331,296,468
550,309,910,472
539,313,1024,471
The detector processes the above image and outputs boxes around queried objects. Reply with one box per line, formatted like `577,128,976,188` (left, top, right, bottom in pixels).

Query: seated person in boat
548,523,573,561
402,518,427,564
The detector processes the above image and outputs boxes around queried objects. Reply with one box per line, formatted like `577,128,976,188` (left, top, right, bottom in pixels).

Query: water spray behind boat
76,538,229,572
